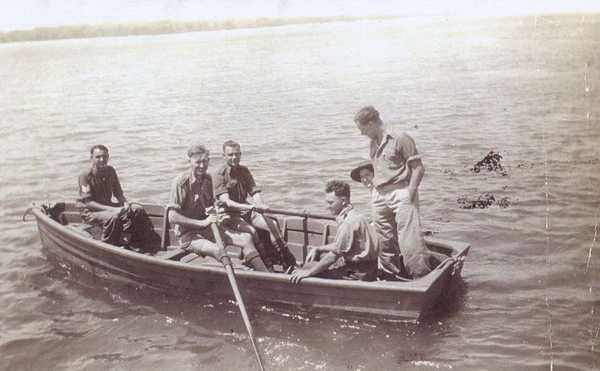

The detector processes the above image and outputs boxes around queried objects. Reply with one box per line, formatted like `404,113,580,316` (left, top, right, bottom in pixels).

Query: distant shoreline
0,16,399,44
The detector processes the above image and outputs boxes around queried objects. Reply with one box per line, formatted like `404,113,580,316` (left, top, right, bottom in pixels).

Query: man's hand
289,269,311,284
118,201,131,215
201,214,219,227
217,213,230,224
408,187,417,203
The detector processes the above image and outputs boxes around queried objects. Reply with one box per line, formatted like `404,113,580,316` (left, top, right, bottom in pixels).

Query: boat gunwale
32,205,469,294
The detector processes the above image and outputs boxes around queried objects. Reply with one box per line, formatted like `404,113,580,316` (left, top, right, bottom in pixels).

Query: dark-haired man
168,144,268,271
289,180,380,283
78,144,157,249
213,140,296,271
354,106,444,278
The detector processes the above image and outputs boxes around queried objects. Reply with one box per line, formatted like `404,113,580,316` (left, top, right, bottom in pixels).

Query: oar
253,206,335,221
209,221,266,371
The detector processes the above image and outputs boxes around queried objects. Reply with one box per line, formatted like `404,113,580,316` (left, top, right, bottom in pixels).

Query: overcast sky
2,0,599,31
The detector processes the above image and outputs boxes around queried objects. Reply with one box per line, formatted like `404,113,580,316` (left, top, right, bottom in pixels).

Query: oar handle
253,206,335,221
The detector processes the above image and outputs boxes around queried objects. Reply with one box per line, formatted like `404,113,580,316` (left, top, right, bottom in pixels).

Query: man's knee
238,232,255,246
241,245,260,262
129,203,144,214
244,223,258,236
187,239,219,258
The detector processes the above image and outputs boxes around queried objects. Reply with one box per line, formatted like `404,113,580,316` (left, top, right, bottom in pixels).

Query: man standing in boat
77,144,157,249
289,180,380,283
213,140,296,271
354,106,443,278
168,144,269,271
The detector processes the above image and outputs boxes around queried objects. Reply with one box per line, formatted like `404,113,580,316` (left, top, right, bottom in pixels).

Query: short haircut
354,105,380,125
325,180,351,199
222,140,241,152
90,144,109,156
187,144,209,158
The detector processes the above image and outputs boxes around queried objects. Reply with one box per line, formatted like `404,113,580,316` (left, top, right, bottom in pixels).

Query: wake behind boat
27,202,469,320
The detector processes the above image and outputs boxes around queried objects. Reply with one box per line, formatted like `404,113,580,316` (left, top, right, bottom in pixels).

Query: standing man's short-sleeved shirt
169,172,214,237
213,164,260,204
78,165,124,205
332,205,380,263
369,132,420,189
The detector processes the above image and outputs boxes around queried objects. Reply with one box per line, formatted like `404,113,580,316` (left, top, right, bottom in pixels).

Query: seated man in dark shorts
77,144,157,250
168,144,269,271
213,140,296,271
289,180,380,283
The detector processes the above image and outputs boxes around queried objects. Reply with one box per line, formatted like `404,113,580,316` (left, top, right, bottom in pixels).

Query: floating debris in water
457,193,511,209
496,197,511,208
516,161,535,169
443,169,457,176
471,151,507,176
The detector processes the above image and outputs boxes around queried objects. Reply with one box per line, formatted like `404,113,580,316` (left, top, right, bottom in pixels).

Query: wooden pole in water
210,222,266,371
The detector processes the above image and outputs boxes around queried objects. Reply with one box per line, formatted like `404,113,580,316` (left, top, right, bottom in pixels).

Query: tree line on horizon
0,16,397,44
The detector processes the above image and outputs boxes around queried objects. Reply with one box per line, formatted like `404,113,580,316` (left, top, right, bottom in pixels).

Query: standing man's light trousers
372,183,445,278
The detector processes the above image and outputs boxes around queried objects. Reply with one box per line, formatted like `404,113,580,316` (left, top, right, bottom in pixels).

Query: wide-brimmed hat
350,160,374,182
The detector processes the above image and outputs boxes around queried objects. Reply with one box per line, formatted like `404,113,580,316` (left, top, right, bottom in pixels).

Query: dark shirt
169,171,214,237
213,164,260,203
78,165,124,205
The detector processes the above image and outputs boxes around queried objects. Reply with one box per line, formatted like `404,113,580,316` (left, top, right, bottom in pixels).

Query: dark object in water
457,193,511,209
457,193,495,209
471,151,507,176
496,197,511,208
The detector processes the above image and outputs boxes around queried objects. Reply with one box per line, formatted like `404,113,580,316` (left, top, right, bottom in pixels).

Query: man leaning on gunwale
289,180,380,284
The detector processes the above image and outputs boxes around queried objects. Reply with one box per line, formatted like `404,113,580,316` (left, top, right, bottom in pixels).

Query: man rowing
213,140,296,271
168,144,269,271
289,180,380,283
354,106,445,278
77,144,157,250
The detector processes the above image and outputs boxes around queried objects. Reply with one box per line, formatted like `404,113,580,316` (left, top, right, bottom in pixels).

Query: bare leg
185,238,222,259
224,216,274,269
222,228,269,272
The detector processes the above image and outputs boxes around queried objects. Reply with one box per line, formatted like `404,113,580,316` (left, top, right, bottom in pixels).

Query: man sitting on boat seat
77,144,158,250
213,140,296,271
168,144,269,271
289,180,380,283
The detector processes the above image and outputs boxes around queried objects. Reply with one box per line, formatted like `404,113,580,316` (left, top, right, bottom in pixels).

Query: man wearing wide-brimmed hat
350,160,375,190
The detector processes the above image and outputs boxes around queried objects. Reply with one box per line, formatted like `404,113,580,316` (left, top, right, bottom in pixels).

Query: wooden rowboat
27,202,469,320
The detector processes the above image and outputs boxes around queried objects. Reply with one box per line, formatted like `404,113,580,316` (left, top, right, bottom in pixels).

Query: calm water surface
1,14,599,371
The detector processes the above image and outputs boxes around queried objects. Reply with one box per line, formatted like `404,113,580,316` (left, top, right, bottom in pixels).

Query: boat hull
32,205,469,320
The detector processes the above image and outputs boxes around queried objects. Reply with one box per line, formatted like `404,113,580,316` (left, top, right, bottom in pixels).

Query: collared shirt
333,204,380,263
169,171,214,236
213,164,260,203
369,131,420,189
78,165,124,205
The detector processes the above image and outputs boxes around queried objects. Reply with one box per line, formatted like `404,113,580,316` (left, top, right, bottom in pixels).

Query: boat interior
42,202,456,276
